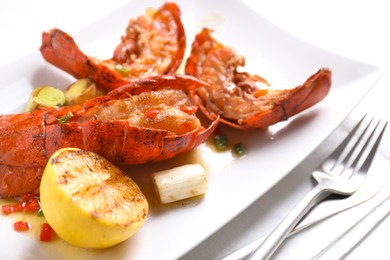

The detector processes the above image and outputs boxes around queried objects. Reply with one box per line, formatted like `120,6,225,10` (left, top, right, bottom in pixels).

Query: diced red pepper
40,223,55,242
145,109,160,119
1,205,12,214
24,199,40,213
180,105,198,115
2,202,24,215
13,221,31,231
2,194,41,215
1,205,13,214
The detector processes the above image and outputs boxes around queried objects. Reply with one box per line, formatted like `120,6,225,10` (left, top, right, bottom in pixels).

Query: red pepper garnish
40,223,55,242
13,221,31,231
2,202,24,214
145,109,160,119
180,105,198,114
24,198,40,213
2,195,40,215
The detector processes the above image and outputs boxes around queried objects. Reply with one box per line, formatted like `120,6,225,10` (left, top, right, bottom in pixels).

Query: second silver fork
247,115,387,260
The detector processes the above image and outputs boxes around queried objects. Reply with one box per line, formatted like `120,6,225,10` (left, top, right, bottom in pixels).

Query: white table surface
1,0,389,259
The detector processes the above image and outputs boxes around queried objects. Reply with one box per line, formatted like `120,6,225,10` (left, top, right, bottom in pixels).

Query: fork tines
326,114,387,177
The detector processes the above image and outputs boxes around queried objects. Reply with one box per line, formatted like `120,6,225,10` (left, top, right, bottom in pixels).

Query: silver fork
247,115,387,260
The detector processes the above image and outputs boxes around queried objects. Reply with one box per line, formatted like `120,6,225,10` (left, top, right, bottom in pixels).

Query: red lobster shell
40,2,186,92
185,28,332,130
0,74,218,198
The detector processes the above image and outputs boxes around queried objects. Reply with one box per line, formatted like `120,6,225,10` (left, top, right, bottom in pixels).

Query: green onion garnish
37,209,44,217
114,64,130,76
214,134,228,151
57,111,74,124
233,143,247,157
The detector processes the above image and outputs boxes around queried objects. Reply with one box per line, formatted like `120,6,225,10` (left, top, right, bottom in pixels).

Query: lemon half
40,148,148,248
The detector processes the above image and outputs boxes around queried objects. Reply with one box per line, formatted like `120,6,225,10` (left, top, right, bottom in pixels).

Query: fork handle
247,185,330,260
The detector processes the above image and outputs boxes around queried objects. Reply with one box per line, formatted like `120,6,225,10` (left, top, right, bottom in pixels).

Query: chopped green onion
37,209,44,217
114,64,130,76
214,134,228,151
57,111,74,124
233,143,247,157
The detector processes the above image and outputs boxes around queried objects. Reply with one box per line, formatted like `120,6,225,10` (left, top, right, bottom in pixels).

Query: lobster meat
185,28,332,130
40,2,186,91
0,74,218,198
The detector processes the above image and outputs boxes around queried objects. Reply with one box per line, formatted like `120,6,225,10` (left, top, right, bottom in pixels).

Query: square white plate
0,0,382,259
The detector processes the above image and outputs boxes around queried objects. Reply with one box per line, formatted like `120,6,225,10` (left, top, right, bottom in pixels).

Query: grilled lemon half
40,148,148,248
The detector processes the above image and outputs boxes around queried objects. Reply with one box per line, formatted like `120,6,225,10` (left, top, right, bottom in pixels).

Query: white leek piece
152,163,208,204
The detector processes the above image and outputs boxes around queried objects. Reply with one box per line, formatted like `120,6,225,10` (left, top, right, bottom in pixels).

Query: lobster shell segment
0,75,218,198
40,2,186,91
185,28,332,130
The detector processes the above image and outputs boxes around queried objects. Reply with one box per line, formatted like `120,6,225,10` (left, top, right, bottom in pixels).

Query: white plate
0,0,382,259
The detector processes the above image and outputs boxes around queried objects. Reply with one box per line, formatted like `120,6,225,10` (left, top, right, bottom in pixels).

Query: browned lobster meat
0,74,218,198
40,2,186,91
185,28,332,130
